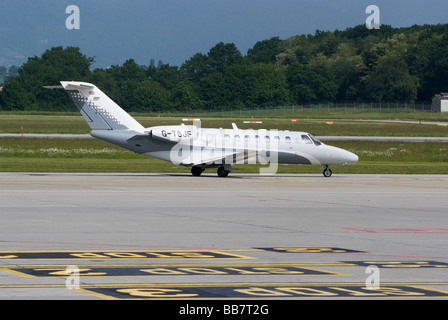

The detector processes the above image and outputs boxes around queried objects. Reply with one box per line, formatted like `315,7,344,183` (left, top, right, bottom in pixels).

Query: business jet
60,81,358,177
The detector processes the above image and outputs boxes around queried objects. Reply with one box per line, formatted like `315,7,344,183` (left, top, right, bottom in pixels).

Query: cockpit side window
301,135,313,144
309,134,322,146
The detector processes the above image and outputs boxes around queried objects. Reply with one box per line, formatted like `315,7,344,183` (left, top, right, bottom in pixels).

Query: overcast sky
1,0,448,68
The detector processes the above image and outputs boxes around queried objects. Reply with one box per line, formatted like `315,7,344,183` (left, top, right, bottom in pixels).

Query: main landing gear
217,166,230,177
191,166,231,177
191,166,204,176
322,165,332,178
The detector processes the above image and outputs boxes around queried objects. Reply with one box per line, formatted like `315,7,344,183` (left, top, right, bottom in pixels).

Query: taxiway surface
0,173,447,299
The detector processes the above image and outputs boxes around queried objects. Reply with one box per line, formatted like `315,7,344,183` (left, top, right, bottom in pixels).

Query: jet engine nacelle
150,125,199,143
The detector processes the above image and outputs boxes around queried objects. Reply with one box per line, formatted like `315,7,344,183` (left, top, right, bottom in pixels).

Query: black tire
217,166,229,177
323,167,332,177
191,166,204,176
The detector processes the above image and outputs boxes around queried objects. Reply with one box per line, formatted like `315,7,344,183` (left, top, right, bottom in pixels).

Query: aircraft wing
124,132,265,167
186,149,263,167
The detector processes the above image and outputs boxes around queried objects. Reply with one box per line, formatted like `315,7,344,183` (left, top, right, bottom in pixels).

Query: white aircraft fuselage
61,81,358,177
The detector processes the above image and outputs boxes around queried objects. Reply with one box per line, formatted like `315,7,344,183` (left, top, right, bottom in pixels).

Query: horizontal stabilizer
42,85,64,89
127,134,151,141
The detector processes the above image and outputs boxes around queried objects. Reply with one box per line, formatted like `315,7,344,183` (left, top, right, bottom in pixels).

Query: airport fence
10,101,432,115
179,101,432,117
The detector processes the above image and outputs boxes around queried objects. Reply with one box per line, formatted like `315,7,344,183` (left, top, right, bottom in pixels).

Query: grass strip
1,112,448,137
0,138,447,174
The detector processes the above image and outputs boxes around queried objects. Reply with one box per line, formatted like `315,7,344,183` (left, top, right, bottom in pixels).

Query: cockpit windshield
308,134,322,146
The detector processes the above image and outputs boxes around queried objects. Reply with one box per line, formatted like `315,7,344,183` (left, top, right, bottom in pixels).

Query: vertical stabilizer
61,81,144,131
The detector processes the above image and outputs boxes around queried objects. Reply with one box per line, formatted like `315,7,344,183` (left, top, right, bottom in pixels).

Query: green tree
8,66,19,77
0,66,7,84
229,64,290,107
174,80,204,111
180,53,209,83
198,71,231,109
246,37,282,64
105,59,147,110
363,55,420,102
108,59,146,83
310,43,366,101
408,33,448,100
0,78,35,110
0,46,94,110
133,80,172,112
151,64,181,94
207,42,244,73
286,62,337,103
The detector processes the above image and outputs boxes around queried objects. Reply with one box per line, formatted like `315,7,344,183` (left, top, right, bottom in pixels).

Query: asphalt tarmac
0,172,447,300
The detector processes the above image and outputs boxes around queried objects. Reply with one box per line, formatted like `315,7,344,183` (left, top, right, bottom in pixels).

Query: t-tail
60,81,144,132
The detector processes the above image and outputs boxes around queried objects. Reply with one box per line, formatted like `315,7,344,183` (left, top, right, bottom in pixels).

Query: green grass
0,114,89,134
1,112,448,137
0,110,447,174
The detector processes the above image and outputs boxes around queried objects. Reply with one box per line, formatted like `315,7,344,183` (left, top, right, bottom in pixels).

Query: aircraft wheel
323,167,332,178
191,166,204,176
217,166,229,177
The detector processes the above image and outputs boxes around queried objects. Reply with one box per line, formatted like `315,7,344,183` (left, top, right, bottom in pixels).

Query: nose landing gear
322,166,332,178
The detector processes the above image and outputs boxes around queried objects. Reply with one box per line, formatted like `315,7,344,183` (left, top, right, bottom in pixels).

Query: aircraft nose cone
344,151,358,164
324,146,359,165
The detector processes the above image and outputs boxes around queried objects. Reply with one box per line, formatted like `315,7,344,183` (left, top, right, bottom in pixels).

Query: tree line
0,66,19,84
1,23,448,112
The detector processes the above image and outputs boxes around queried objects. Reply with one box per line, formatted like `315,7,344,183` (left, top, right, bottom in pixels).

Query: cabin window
207,134,215,147
285,136,291,143
224,134,230,141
